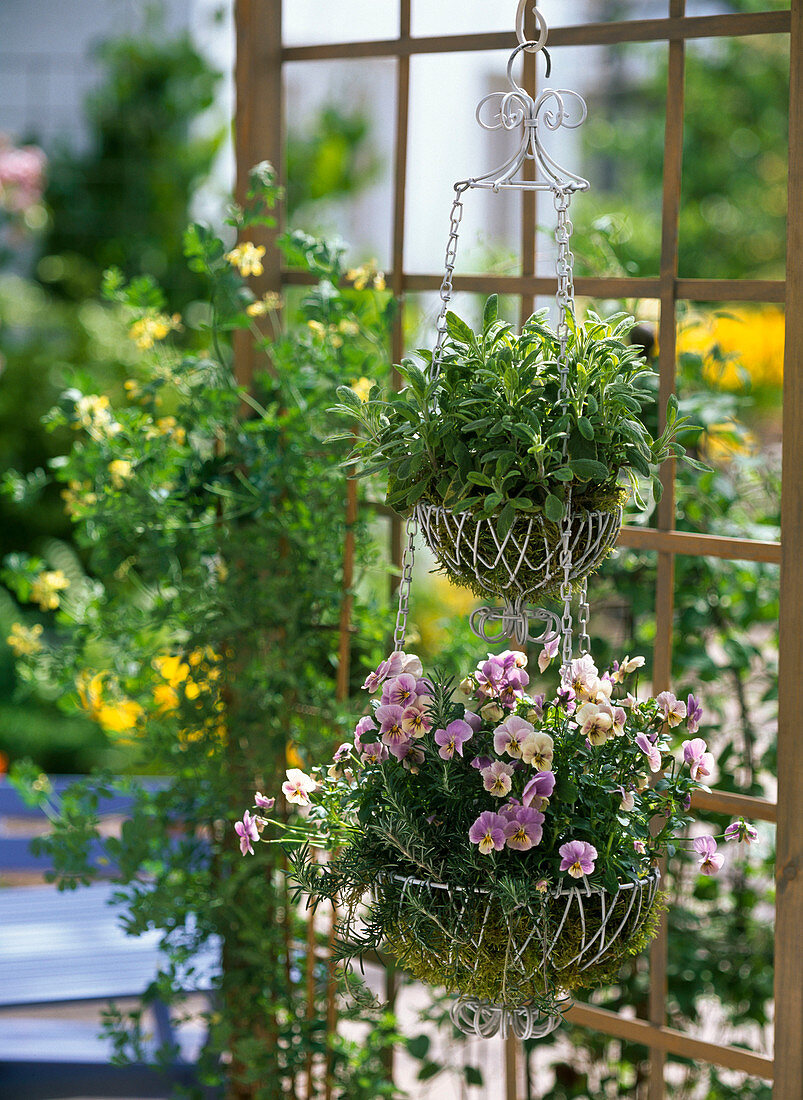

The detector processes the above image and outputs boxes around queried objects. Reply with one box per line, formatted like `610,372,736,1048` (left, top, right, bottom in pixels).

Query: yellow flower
61,480,97,516
350,377,375,403
346,260,385,292
77,671,105,718
30,570,69,611
307,320,326,339
373,272,386,291
153,683,179,714
225,242,266,277
6,622,43,656
154,416,186,444
128,313,182,350
74,394,120,438
153,654,190,687
676,307,784,392
339,319,359,336
246,291,283,317
96,698,144,734
124,379,142,400
108,459,133,489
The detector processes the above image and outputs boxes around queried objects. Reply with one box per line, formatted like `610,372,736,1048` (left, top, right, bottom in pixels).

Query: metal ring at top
515,1,548,53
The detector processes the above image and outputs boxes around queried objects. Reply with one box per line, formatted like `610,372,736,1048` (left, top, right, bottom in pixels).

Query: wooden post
649,3,686,1097
774,0,803,1094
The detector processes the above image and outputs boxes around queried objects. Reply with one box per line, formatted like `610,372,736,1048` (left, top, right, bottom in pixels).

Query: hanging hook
515,1,549,53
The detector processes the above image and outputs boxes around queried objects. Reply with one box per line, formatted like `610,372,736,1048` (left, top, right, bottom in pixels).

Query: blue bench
0,776,221,1099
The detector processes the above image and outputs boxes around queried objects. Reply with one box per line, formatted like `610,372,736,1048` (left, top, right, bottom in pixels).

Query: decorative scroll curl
449,997,565,1040
470,602,561,649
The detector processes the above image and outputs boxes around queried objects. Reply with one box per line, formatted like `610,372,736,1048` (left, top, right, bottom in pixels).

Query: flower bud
481,701,505,722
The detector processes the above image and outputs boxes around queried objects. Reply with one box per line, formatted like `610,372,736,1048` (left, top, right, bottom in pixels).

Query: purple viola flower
498,799,522,820
692,834,724,875
499,667,530,707
636,732,662,773
463,710,482,732
503,806,545,851
235,810,260,856
476,657,507,696
633,839,647,855
481,760,515,797
656,690,687,728
686,693,703,735
469,810,507,854
353,714,377,752
493,714,534,759
396,741,425,772
682,737,714,782
521,770,556,808
559,840,598,878
415,677,434,696
362,657,393,693
555,684,577,714
526,694,545,722
254,792,275,810
382,673,419,708
470,755,494,771
360,742,389,765
724,818,759,846
333,742,352,763
376,704,409,751
434,719,473,760
402,702,431,739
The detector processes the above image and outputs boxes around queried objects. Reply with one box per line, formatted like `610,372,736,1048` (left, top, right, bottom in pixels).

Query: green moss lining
378,882,665,1008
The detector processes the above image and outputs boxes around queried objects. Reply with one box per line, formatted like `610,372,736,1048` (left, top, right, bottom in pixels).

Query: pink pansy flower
521,770,556,808
282,768,317,806
353,714,377,752
611,706,627,737
686,693,703,735
520,731,554,771
402,702,431,738
399,652,423,677
611,654,646,683
724,818,759,846
254,792,274,810
463,710,482,732
538,636,559,674
493,714,534,759
476,657,507,697
499,649,528,670
692,835,724,875
576,701,614,747
481,760,515,797
396,741,425,772
235,810,260,856
360,742,388,765
504,807,545,851
415,677,434,696
333,742,352,762
434,719,474,760
498,799,521,820
590,675,613,703
559,840,598,878
555,684,576,713
682,737,714,781
656,690,687,727
362,658,391,694
567,654,599,702
469,810,507,854
636,732,662,773
633,839,647,855
382,673,418,708
499,668,530,707
376,704,409,750
470,754,493,771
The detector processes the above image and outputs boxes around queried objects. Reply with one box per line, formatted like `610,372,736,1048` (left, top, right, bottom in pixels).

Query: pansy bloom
520,731,554,771
636,732,662,773
503,807,545,851
724,818,758,846
282,768,317,806
559,840,598,878
434,719,473,760
481,760,515,797
493,714,533,759
468,811,507,854
656,690,687,727
235,810,260,856
682,737,714,782
692,835,723,875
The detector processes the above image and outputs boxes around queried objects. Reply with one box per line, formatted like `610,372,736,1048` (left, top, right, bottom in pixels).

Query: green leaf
406,1034,430,1060
553,467,574,482
497,502,515,539
465,1066,484,1087
445,311,475,345
482,295,498,332
544,493,564,523
568,458,609,481
578,416,595,440
418,1061,441,1082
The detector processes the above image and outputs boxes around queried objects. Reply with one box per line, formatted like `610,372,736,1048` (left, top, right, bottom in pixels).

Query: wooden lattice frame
233,2,802,1097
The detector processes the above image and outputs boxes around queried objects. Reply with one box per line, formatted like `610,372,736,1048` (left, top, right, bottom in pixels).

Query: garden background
0,1,792,1098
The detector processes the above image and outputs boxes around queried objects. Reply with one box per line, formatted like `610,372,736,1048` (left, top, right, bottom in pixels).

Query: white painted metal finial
515,1,549,53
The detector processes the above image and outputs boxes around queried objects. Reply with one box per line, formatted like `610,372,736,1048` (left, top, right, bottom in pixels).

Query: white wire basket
372,868,660,1037
414,502,623,600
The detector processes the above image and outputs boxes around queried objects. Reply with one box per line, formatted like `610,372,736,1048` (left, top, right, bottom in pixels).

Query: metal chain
430,184,469,380
554,187,578,673
393,513,418,651
578,577,590,655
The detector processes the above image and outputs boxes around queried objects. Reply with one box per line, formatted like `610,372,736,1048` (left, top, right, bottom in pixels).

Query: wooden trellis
233,2,803,1097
